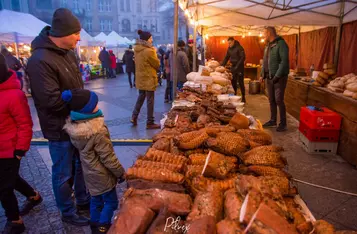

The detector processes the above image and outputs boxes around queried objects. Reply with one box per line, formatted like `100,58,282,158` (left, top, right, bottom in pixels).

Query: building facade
0,0,29,12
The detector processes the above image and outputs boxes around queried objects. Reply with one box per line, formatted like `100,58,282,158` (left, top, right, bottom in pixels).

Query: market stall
106,62,355,233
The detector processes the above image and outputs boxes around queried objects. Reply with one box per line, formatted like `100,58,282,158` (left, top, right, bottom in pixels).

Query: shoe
130,117,137,126
19,192,43,216
276,124,287,132
263,120,277,128
164,99,169,103
242,97,246,103
2,221,25,234
61,214,89,226
130,85,133,88
97,224,111,233
146,123,161,129
77,202,90,211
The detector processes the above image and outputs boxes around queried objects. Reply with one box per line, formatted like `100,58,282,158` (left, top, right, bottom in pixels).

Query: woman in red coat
0,54,42,234
109,50,117,78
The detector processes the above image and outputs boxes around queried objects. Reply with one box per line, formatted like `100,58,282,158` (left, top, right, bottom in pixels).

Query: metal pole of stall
334,0,345,67
193,22,197,72
296,26,300,68
14,33,19,58
173,0,179,100
201,28,205,66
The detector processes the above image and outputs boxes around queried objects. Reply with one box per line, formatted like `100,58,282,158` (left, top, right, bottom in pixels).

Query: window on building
99,1,104,12
162,30,165,40
108,20,112,31
120,0,124,11
143,20,148,30
86,0,91,11
106,1,111,12
122,19,131,33
100,20,105,32
36,0,52,9
73,0,79,10
126,0,130,11
153,0,157,12
86,19,92,32
11,0,21,11
136,0,141,13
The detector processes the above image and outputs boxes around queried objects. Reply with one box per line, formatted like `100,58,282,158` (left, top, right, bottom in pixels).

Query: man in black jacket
27,8,91,226
222,37,246,102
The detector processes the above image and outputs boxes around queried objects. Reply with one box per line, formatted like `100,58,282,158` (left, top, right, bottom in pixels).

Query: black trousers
132,90,155,124
165,76,173,101
128,72,135,87
0,158,36,221
232,72,245,97
266,76,288,126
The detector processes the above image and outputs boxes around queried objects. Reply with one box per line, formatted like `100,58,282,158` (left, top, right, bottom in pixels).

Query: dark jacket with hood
2,52,22,71
99,49,110,68
170,47,190,83
27,26,83,141
222,40,246,74
187,46,198,72
261,36,289,79
122,49,135,73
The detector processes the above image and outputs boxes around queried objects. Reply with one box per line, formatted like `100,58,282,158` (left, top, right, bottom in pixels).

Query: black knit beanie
0,54,11,84
50,8,81,38
61,89,99,114
178,40,186,47
138,30,152,41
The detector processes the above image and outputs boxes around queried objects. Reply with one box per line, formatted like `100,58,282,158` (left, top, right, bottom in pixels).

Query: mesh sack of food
242,145,284,160
243,151,287,168
235,175,282,199
229,113,250,130
187,189,224,222
122,188,192,216
260,176,290,195
313,220,335,234
176,130,210,150
134,159,184,173
224,189,243,220
216,219,244,234
283,197,307,227
152,138,171,152
204,125,236,137
197,114,211,128
247,165,291,178
108,202,155,234
190,175,238,196
237,129,273,145
189,153,238,165
146,206,185,234
144,148,188,165
185,165,204,179
152,128,181,142
206,132,250,155
126,167,185,184
203,151,236,179
184,148,206,157
186,216,217,234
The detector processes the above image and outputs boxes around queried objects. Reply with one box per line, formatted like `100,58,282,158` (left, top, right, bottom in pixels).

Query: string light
80,49,84,53
222,40,225,43
205,34,209,39
260,39,265,43
242,34,246,38
93,50,97,53
7,47,13,52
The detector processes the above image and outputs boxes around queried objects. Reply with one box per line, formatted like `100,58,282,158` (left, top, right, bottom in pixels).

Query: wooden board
285,77,310,119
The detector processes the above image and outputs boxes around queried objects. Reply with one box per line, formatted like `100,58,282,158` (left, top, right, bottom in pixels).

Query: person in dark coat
0,54,43,234
98,47,111,78
221,37,246,102
109,50,116,78
26,8,91,226
261,26,290,132
1,47,24,89
170,40,190,90
187,39,198,72
164,48,172,103
122,45,136,88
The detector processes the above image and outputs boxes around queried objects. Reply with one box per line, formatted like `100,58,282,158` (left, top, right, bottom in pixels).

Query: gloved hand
118,176,125,184
272,76,280,84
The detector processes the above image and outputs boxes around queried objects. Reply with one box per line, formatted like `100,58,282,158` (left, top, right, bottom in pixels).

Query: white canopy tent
107,31,127,47
0,9,48,43
79,29,104,47
180,0,357,36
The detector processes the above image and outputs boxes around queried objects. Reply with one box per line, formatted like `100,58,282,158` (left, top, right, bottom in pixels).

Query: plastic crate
299,133,338,154
299,121,340,142
300,106,342,130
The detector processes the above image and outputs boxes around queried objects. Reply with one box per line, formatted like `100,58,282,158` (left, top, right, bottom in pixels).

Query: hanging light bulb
8,47,13,52
80,49,84,53
222,39,225,43
205,34,209,39
93,50,97,53
261,39,265,43
248,32,251,36
242,34,246,38
259,33,263,37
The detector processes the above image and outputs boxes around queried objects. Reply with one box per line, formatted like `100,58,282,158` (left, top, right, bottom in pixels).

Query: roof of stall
79,29,104,47
180,0,357,36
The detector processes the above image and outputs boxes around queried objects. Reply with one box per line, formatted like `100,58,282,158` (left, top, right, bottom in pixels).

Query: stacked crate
299,106,342,154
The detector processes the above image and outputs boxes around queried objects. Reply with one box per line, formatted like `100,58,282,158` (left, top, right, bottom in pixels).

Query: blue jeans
48,141,91,217
90,188,118,225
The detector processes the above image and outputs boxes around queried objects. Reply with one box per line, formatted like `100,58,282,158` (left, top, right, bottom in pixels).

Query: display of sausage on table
108,61,354,234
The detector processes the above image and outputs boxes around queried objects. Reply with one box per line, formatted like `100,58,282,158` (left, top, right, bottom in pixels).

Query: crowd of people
0,6,290,234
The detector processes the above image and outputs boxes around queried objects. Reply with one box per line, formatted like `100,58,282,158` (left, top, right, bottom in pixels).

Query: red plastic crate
299,121,340,142
300,107,342,130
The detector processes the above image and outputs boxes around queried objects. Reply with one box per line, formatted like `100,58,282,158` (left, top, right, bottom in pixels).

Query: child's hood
63,116,105,140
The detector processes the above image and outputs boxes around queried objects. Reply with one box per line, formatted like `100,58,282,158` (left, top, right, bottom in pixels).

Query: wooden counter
285,77,357,166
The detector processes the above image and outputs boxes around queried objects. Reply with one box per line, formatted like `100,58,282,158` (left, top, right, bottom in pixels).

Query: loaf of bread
343,90,355,97
318,72,329,80
346,82,357,92
353,92,357,100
